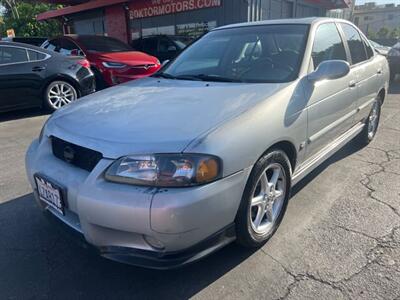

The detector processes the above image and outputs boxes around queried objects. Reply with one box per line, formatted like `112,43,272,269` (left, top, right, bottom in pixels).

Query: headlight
102,61,127,68
388,48,400,57
105,154,222,187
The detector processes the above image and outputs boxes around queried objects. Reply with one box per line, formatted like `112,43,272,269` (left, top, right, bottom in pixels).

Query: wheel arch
42,75,82,99
260,140,298,173
377,88,386,104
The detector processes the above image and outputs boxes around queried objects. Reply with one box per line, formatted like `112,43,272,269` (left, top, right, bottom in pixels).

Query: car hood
48,77,287,158
93,51,159,65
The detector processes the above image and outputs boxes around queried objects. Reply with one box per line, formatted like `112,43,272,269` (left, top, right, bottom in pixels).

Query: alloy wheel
47,82,77,110
367,100,379,139
250,163,286,235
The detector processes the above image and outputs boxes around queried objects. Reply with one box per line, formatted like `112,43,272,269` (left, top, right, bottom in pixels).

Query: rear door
0,46,48,111
339,23,381,123
305,22,358,159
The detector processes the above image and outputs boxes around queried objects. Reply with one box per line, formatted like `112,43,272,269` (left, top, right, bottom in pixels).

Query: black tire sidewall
236,150,292,247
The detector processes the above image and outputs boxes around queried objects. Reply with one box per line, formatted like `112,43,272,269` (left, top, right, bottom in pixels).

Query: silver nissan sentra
26,18,389,269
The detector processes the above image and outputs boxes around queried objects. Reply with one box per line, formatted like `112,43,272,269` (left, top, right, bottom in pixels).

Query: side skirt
291,122,365,186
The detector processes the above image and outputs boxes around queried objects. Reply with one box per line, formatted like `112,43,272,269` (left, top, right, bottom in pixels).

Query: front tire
357,97,382,146
45,80,78,111
236,150,292,247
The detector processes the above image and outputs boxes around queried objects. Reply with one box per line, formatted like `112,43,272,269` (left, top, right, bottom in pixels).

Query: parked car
42,35,161,88
0,42,95,112
369,40,391,56
2,37,48,47
132,35,193,62
26,18,389,269
388,42,400,81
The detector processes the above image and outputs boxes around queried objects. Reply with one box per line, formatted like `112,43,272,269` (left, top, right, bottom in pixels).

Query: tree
367,30,376,39
390,27,400,39
0,1,62,38
377,27,390,39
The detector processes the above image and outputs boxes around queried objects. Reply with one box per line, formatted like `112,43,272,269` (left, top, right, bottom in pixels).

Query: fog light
144,235,165,250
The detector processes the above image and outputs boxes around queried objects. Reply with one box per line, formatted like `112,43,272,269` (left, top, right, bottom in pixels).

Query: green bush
0,2,62,38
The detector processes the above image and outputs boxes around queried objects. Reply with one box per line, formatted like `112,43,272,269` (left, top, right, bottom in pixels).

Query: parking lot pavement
0,84,399,300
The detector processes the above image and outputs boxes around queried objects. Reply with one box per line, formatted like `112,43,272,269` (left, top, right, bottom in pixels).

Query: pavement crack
261,250,349,300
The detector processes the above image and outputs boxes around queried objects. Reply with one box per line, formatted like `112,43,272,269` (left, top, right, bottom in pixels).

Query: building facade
353,2,400,35
38,0,351,43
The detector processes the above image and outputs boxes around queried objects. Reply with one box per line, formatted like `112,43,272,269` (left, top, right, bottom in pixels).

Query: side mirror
308,60,350,82
167,45,177,52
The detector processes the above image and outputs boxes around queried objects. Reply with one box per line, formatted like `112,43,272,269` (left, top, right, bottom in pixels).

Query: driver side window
312,23,347,68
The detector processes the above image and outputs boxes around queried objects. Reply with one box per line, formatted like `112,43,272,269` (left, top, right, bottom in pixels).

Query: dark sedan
0,42,95,112
388,42,400,82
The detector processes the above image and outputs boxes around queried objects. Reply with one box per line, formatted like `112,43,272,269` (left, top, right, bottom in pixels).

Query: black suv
132,35,193,62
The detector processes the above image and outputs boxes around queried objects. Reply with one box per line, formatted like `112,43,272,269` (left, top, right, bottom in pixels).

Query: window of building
0,46,28,65
312,23,347,68
340,23,367,65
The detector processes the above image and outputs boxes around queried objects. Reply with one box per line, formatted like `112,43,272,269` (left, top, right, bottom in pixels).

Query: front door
305,22,358,159
0,46,43,111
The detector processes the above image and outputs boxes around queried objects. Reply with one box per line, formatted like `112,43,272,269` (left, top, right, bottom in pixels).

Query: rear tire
44,80,78,111
92,68,107,91
357,97,381,147
236,150,291,247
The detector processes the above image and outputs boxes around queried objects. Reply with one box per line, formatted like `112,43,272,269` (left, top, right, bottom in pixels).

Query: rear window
27,50,47,61
77,36,132,53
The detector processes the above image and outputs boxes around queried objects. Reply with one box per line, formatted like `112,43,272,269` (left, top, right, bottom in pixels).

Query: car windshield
77,36,132,53
160,24,309,83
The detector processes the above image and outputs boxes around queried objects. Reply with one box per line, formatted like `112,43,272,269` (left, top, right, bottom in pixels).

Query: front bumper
26,137,250,268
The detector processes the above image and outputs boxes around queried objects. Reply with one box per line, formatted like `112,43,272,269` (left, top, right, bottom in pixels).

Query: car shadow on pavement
0,108,48,123
0,138,366,299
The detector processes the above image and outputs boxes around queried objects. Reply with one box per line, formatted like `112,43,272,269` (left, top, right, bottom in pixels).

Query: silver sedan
26,17,389,269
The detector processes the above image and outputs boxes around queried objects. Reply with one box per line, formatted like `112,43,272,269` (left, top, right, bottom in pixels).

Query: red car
42,35,161,88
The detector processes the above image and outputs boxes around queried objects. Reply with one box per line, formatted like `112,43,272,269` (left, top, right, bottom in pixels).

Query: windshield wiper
176,74,242,83
151,72,176,79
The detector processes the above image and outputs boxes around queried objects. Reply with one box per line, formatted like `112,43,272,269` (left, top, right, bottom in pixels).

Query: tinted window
312,23,347,68
341,24,367,65
43,39,61,52
77,36,131,53
143,38,158,54
27,50,46,61
0,47,28,65
159,38,176,53
163,25,309,83
60,39,82,56
363,39,374,59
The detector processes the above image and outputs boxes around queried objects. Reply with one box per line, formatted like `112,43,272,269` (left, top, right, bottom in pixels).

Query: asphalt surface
0,83,399,300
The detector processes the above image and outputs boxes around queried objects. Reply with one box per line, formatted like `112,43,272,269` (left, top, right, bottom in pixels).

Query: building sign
129,0,222,19
176,21,217,37
6,29,15,38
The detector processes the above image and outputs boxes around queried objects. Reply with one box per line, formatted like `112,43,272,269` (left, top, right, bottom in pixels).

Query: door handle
348,80,356,88
32,66,46,72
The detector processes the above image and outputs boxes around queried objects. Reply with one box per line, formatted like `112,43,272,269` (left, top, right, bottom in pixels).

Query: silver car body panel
25,17,390,267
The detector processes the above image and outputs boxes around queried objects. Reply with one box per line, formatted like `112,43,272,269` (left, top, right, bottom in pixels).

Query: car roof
0,41,58,56
215,17,345,30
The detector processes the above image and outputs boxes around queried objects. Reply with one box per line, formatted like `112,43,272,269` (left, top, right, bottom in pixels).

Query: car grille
51,137,103,172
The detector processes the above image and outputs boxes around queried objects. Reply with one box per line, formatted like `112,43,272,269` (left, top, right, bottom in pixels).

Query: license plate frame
34,174,66,215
